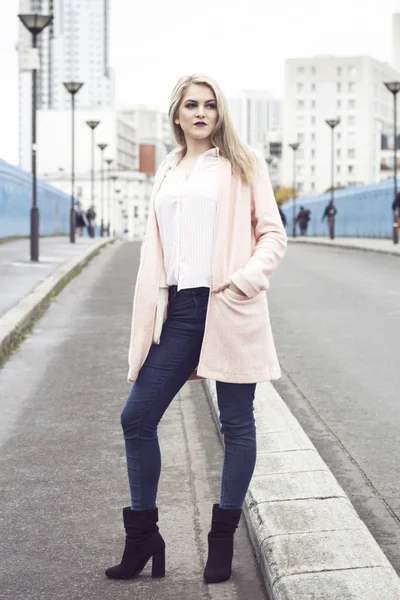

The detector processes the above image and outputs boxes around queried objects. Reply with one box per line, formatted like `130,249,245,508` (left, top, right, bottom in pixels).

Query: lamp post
63,82,84,243
18,12,53,262
115,188,121,237
105,159,114,236
325,118,341,238
86,120,100,220
97,143,108,237
384,81,400,244
289,142,300,238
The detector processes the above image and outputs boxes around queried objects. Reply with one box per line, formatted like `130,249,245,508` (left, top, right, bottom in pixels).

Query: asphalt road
270,243,400,576
0,241,267,600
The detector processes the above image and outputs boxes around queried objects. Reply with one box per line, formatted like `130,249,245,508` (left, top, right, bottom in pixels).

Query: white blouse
155,147,219,292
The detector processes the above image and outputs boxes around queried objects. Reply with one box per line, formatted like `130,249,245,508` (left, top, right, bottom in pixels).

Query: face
175,84,218,143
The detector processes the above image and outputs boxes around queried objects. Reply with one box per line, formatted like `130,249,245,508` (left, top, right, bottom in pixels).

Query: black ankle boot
105,506,165,580
204,503,242,584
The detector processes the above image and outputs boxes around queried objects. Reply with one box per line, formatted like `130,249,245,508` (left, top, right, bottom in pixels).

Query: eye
185,103,196,108
207,104,216,109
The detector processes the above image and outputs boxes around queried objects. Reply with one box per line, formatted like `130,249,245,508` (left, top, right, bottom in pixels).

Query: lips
195,122,207,127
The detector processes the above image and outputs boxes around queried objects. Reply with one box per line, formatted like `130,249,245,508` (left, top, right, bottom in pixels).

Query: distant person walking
393,191,400,235
105,74,287,585
278,206,287,228
296,206,311,236
322,200,337,240
74,201,88,236
86,206,96,238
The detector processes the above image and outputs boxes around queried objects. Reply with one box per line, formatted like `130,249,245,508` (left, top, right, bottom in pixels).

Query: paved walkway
291,236,400,255
0,236,110,317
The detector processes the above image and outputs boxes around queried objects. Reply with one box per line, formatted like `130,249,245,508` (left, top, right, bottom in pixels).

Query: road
270,243,400,575
0,241,267,600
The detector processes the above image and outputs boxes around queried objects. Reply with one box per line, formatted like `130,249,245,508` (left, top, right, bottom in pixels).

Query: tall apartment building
18,0,114,169
282,55,400,196
228,90,282,150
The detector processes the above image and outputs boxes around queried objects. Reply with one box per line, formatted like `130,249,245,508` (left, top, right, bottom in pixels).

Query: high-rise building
228,90,282,151
18,0,114,168
282,55,400,196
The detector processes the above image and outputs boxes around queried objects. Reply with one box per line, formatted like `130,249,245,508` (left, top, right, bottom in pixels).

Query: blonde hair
169,74,258,187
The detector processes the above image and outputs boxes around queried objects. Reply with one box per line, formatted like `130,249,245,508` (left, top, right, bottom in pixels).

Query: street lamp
63,82,84,243
115,188,121,238
289,142,300,238
106,159,114,236
86,120,100,220
325,118,341,237
18,12,53,262
97,143,108,237
384,81,400,244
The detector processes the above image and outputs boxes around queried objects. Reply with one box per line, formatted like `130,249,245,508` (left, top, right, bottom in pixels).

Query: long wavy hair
168,74,258,187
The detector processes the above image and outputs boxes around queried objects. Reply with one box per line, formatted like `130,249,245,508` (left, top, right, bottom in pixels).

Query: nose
196,106,206,118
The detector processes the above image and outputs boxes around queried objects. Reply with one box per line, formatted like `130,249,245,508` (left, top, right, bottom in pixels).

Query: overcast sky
0,0,399,165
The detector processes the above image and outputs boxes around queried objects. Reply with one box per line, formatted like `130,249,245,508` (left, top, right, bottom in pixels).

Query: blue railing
280,179,395,238
0,159,70,238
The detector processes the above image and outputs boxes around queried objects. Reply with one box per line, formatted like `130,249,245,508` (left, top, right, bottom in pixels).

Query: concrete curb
203,380,400,599
290,237,400,257
0,238,114,363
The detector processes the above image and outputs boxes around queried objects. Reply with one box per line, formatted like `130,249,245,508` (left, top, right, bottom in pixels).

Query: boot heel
151,548,165,578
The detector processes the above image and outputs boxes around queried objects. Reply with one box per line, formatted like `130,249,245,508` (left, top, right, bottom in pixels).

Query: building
228,91,283,188
18,0,114,169
282,55,400,196
120,105,174,173
42,168,152,241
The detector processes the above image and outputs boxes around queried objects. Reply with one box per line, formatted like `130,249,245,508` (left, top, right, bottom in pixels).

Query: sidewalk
0,235,113,360
291,236,400,256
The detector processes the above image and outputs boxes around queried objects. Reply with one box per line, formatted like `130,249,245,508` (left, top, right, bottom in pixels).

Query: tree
274,187,295,206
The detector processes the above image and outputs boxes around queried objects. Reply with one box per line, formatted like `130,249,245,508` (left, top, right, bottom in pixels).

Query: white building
42,169,153,241
18,0,114,169
282,55,400,196
228,91,283,188
120,105,174,170
37,108,137,176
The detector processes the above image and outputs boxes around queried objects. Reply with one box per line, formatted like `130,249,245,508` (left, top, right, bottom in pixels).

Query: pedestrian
74,200,87,236
393,191,400,235
86,205,96,238
105,74,287,584
278,206,287,227
295,205,311,236
322,200,337,239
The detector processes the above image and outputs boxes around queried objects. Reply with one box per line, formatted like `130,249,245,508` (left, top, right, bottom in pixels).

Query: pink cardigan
128,149,287,384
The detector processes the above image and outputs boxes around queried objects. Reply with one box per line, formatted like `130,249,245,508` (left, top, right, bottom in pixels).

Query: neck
184,137,214,158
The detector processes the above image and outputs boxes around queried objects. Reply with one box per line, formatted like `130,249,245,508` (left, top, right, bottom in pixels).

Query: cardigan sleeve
230,151,287,298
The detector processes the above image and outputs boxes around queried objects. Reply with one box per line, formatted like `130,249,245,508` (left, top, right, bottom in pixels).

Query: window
311,182,315,191
311,149,315,159
311,116,316,125
348,165,354,174
298,182,304,192
311,66,316,76
297,100,305,109
297,82,304,93
297,132,305,142
311,165,315,174
337,82,341,93
348,66,357,77
348,99,356,109
311,83,316,92
337,66,342,76
297,66,305,75
298,150,305,160
311,100,316,109
296,115,305,127
337,165,341,174
311,132,316,142
297,165,304,175
348,115,356,126
349,82,356,93
337,149,341,159
337,99,341,109
348,148,355,159
337,132,341,142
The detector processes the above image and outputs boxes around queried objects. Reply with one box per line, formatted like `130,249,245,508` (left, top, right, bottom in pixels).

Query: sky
0,0,399,166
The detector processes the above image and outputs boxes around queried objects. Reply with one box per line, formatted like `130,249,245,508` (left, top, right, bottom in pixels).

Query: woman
74,201,87,236
105,74,287,584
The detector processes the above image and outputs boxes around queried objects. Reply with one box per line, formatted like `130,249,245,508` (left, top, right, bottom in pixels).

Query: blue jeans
120,285,257,510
